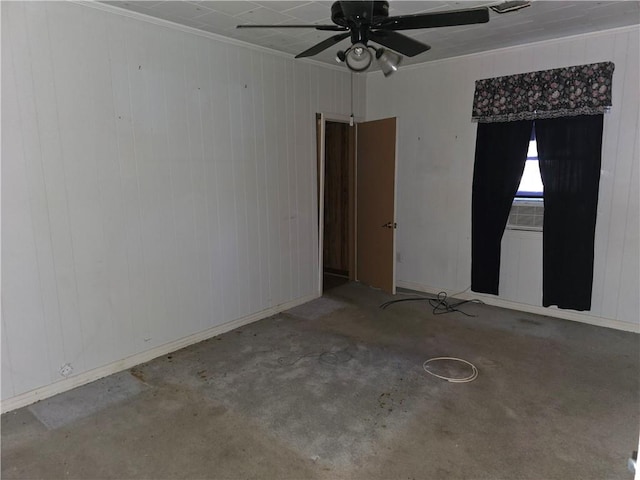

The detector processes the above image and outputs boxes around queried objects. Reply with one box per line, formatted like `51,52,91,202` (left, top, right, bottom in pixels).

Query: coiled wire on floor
422,357,478,383
379,291,483,317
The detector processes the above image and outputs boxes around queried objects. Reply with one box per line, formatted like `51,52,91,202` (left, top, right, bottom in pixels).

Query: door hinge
381,222,397,229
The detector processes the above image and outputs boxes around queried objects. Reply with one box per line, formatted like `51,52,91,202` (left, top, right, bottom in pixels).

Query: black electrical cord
380,291,483,317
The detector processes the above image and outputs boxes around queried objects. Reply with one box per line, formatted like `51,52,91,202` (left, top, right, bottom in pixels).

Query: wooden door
356,117,397,294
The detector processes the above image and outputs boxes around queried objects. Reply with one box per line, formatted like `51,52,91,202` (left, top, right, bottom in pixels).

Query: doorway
317,114,397,295
321,119,355,292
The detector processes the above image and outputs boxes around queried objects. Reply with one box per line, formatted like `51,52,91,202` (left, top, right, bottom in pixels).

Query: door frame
316,112,357,296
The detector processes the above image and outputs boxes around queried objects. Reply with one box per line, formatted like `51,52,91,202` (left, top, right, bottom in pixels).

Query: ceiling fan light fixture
376,48,402,77
345,43,373,72
238,1,493,78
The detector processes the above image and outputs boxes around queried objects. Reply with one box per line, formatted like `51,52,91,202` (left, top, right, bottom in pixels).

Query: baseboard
1,293,318,414
396,280,639,334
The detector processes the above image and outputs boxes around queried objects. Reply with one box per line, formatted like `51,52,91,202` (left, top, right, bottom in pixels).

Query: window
509,125,544,231
516,126,543,198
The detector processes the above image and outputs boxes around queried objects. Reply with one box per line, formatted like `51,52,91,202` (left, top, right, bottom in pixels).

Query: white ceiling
102,1,640,69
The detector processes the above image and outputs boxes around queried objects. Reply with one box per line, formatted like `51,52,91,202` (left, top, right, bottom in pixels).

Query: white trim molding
0,293,318,414
75,1,350,74
371,24,640,75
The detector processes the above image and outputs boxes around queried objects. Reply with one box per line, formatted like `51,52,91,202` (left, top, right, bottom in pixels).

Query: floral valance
472,62,615,123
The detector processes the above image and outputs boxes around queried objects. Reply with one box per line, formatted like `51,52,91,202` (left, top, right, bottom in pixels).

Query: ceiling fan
237,1,490,76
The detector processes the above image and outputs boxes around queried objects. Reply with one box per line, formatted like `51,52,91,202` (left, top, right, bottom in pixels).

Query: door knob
381,222,397,229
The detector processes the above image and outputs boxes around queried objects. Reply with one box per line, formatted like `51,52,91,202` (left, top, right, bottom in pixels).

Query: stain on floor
2,282,638,479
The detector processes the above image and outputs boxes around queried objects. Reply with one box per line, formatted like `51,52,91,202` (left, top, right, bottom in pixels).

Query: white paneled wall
367,26,639,331
1,1,365,403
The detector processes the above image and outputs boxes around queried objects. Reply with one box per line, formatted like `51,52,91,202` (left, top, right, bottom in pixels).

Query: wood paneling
366,26,639,329
323,122,350,274
1,1,366,401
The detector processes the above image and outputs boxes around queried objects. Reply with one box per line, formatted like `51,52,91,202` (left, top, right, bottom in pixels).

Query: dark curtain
535,115,604,310
471,120,533,294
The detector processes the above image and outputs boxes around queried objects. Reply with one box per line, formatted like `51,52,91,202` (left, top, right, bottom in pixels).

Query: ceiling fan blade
315,25,349,32
237,24,346,31
369,30,430,57
377,7,489,31
295,32,351,59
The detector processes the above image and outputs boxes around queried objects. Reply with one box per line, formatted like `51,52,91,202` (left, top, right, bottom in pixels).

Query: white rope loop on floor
423,357,479,383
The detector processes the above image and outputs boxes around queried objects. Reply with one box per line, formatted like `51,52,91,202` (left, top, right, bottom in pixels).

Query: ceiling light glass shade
345,43,372,72
376,48,402,77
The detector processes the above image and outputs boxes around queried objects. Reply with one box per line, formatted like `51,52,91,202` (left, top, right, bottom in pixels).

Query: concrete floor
2,282,638,479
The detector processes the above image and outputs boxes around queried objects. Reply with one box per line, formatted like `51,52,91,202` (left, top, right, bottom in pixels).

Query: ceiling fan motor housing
332,1,390,44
